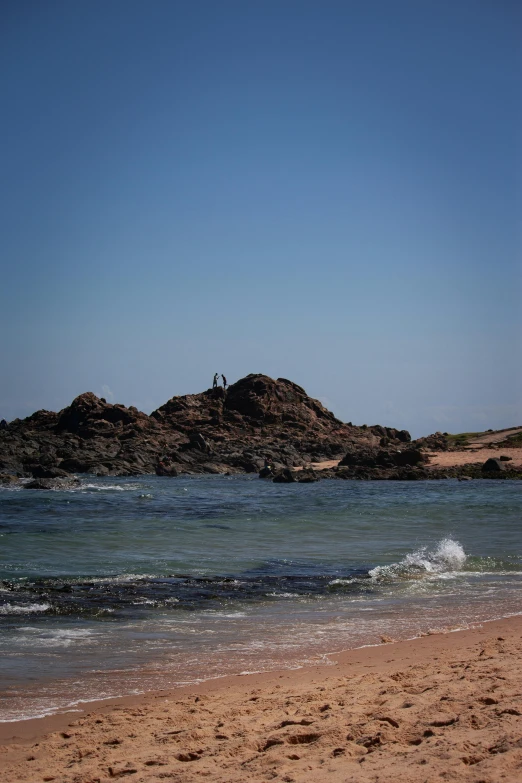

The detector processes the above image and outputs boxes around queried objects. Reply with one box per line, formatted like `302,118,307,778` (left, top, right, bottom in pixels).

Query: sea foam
369,538,466,581
0,602,51,615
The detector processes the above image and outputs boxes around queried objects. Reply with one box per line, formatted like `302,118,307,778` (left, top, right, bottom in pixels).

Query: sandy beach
427,449,522,470
296,448,522,474
1,615,521,782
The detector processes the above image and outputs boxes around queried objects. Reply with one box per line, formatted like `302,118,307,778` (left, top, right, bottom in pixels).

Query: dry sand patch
428,448,522,469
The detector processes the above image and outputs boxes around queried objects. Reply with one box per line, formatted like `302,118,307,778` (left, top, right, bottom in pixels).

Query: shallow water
1,475,521,721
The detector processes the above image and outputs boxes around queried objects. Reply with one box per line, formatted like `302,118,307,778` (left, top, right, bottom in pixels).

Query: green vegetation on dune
497,431,522,448
445,432,482,448
444,427,522,449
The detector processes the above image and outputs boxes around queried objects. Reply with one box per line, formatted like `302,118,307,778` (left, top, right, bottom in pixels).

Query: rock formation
1,374,404,479
2,375,521,483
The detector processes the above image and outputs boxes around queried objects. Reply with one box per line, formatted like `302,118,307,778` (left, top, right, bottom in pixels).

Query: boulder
28,466,72,479
413,431,449,451
338,447,376,467
272,468,296,483
339,447,424,469
390,449,425,467
155,462,177,476
297,471,319,483
242,461,263,473
482,458,506,473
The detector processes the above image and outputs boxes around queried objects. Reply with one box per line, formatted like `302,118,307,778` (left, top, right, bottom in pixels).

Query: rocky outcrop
0,374,388,478
339,447,426,469
2,376,521,482
412,431,449,451
148,374,379,476
370,425,411,445
272,468,297,483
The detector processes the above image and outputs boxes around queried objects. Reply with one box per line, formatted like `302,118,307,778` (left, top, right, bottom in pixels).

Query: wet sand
1,615,521,782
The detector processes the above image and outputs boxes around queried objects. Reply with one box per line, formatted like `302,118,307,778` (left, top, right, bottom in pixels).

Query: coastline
2,615,521,781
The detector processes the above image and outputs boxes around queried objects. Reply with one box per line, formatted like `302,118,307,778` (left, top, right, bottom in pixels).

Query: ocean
1,475,521,722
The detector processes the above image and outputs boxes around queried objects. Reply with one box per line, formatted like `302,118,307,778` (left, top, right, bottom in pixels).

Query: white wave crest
0,602,51,615
369,538,466,581
80,484,125,491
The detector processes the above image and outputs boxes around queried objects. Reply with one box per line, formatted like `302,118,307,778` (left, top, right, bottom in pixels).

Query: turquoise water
1,475,521,721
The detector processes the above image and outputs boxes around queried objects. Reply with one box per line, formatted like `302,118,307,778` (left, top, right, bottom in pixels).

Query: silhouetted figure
221,374,227,391
213,373,219,389
0,419,7,430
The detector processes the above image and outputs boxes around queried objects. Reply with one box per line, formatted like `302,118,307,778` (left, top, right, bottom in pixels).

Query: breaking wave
0,602,51,615
369,538,466,581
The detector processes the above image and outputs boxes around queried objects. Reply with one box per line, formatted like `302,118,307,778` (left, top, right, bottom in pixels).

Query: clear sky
1,0,520,437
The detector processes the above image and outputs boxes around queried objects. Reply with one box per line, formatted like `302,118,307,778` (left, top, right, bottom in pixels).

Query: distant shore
2,375,522,483
299,446,522,477
2,615,521,782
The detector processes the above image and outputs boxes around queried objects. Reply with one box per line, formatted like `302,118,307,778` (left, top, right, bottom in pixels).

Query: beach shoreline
2,614,521,781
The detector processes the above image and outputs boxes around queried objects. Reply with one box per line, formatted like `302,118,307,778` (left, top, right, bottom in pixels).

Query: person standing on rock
213,373,219,389
221,374,227,391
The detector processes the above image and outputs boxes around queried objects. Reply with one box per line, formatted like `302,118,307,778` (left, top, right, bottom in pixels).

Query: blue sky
1,0,520,437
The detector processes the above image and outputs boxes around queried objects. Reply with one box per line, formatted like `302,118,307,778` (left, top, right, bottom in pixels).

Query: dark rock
297,471,319,483
340,447,425,469
188,433,210,452
258,466,273,479
200,463,228,474
28,466,72,479
242,461,263,473
499,455,512,461
0,374,412,479
272,468,296,483
155,462,177,476
338,447,375,467
482,458,506,473
390,449,425,467
58,458,95,473
413,431,449,451
24,478,81,490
